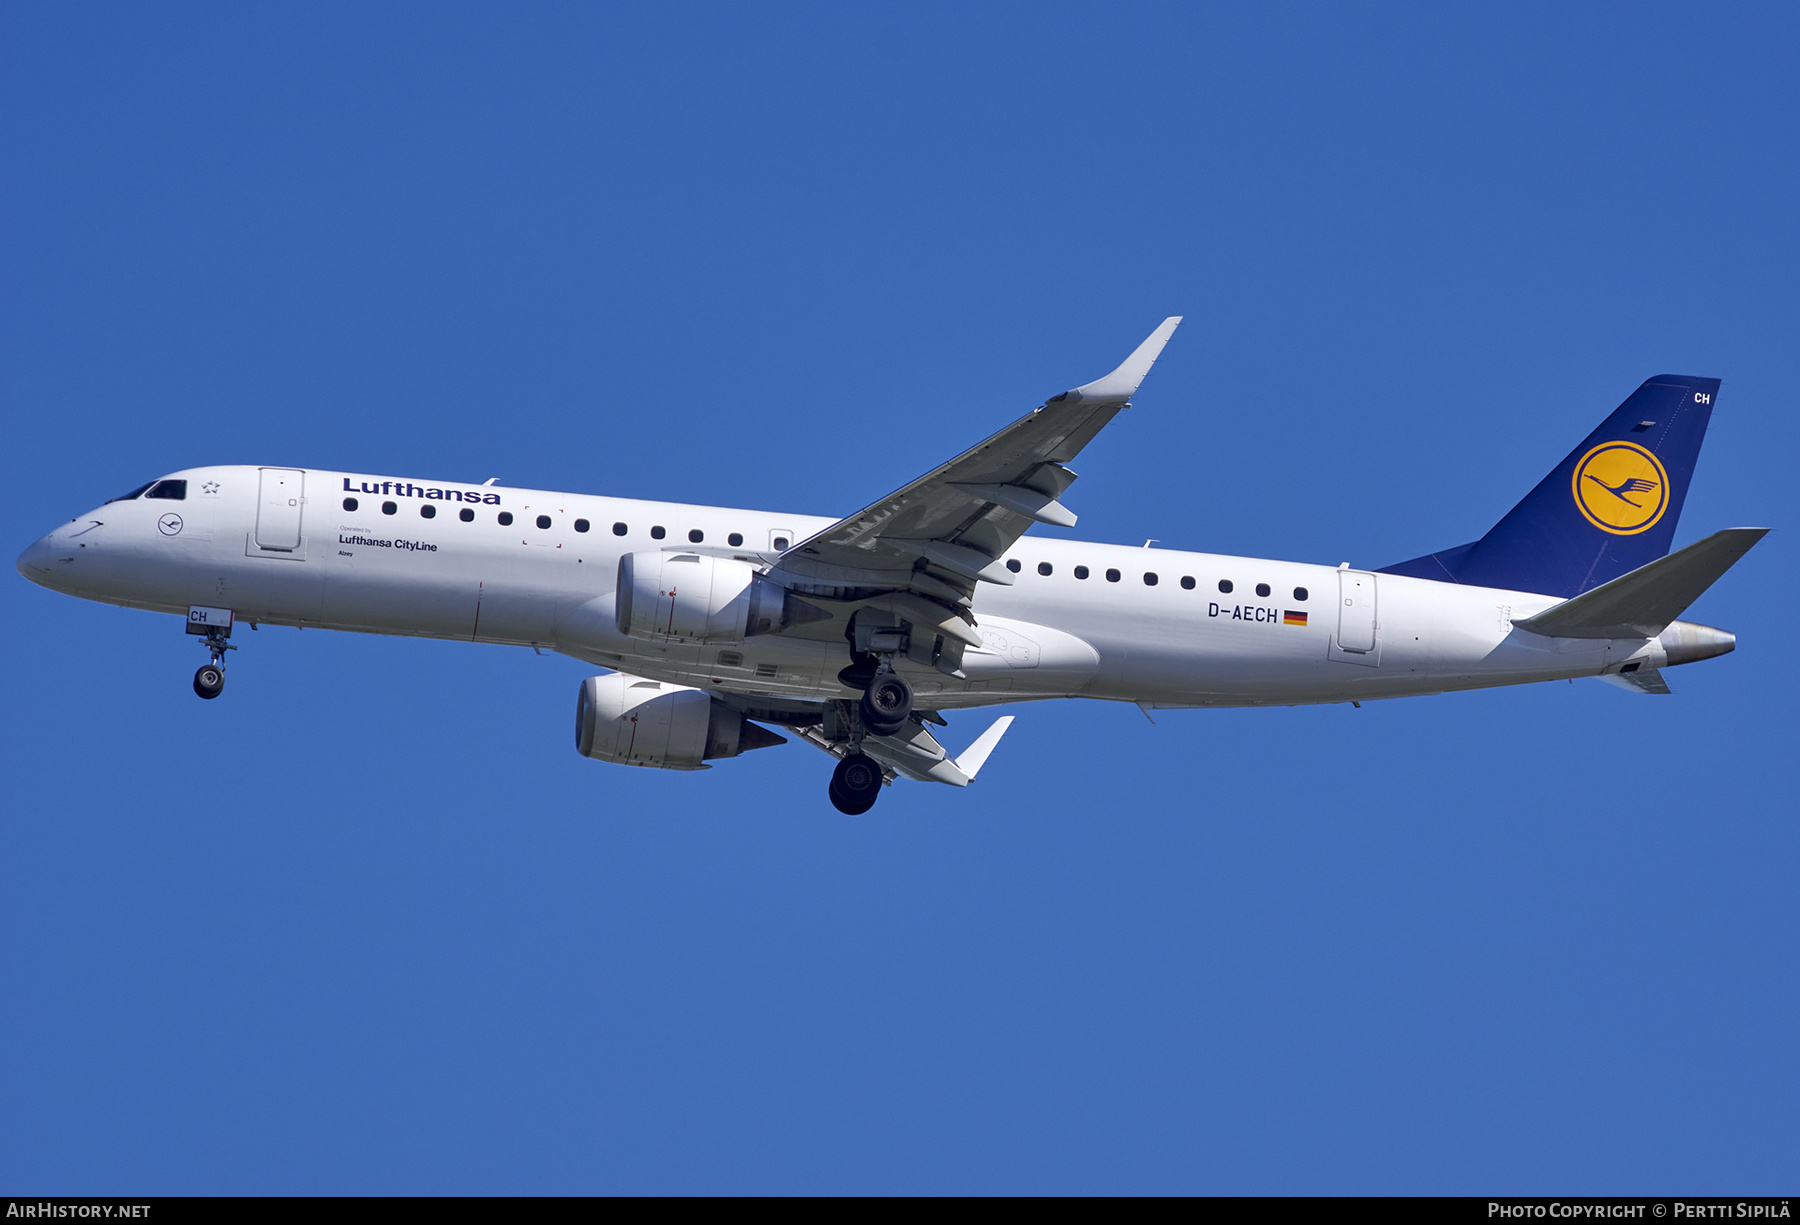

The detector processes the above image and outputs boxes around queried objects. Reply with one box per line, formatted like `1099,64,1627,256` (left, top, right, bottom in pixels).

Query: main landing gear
829,753,883,815
838,634,915,739
860,672,912,736
825,628,918,813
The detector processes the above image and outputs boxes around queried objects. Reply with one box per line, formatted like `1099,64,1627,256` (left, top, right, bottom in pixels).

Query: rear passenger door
1336,569,1377,654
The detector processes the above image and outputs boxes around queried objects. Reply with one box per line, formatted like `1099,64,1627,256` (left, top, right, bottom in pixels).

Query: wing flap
949,482,1078,527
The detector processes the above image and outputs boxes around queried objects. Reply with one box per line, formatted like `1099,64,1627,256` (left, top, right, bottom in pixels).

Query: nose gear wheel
193,664,225,699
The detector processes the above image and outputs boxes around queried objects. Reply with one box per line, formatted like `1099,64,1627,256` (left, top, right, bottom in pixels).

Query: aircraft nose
16,533,58,584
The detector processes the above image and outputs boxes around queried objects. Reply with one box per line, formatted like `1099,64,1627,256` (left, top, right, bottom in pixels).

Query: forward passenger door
255,468,305,551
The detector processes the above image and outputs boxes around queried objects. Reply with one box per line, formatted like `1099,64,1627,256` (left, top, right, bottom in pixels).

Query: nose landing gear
186,605,236,700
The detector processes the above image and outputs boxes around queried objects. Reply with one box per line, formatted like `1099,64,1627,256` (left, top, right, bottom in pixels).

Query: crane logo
1572,441,1669,535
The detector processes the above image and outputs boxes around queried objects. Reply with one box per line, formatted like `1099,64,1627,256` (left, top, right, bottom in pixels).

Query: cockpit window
144,480,187,501
106,481,157,504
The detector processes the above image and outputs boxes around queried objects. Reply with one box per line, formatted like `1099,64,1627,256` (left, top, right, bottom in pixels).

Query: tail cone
1660,620,1736,666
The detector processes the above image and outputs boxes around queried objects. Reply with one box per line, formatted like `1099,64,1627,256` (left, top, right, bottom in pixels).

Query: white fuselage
18,465,1679,709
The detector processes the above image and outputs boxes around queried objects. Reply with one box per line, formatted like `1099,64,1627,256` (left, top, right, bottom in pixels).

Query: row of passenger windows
336,494,1305,596
1002,556,1306,600
340,497,790,549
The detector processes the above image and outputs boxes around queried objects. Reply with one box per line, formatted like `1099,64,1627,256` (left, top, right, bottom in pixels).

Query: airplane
15,319,1766,814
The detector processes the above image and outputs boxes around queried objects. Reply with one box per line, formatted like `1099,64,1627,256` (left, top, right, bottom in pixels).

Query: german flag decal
1284,610,1307,626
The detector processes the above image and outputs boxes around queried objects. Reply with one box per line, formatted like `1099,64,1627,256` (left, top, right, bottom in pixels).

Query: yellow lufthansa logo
1571,441,1669,535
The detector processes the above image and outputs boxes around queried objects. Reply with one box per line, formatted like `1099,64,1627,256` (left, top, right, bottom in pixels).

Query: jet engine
615,551,822,643
574,673,786,770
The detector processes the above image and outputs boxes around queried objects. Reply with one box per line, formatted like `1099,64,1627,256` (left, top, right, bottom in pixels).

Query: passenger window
1294,586,1308,601
537,515,553,530
498,511,514,526
689,529,704,543
1180,576,1195,589
383,501,398,516
421,504,436,519
773,536,790,550
650,525,666,540
1038,562,1053,576
1106,568,1121,582
1255,583,1271,597
613,522,628,536
1007,559,1022,573
575,519,590,533
1218,579,1233,593
1144,572,1158,586
728,532,743,547
1074,565,1089,579
145,480,187,500
343,497,358,512
460,508,474,522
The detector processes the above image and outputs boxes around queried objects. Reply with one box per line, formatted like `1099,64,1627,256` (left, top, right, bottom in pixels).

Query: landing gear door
256,468,305,551
1335,569,1378,654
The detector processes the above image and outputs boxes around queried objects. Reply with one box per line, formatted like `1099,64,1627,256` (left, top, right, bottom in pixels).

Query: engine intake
615,552,823,643
575,674,786,770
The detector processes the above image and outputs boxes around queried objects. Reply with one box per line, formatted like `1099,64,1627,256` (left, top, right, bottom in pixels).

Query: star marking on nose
202,481,220,494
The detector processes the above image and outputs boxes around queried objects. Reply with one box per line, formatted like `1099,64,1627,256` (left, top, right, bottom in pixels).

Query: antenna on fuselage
482,478,498,486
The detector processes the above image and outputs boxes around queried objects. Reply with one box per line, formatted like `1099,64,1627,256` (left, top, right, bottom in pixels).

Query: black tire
837,653,880,691
193,664,225,700
828,778,868,815
829,753,882,815
859,673,912,736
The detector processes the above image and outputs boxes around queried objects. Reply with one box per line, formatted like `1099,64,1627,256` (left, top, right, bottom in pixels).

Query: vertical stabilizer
1381,375,1718,597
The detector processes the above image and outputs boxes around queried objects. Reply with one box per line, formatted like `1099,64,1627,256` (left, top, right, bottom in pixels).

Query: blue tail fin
1379,375,1719,597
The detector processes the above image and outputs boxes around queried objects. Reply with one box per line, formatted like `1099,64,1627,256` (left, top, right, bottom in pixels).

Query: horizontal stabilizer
1599,667,1672,694
954,716,1015,780
1514,528,1767,639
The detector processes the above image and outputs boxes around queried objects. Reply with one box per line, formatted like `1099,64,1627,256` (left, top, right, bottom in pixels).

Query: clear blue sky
3,3,1795,1194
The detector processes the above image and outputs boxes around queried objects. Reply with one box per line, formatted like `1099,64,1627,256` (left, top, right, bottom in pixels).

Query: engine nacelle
615,551,806,644
574,674,785,770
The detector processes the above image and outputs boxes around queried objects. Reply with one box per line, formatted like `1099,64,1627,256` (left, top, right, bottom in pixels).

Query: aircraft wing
767,318,1181,608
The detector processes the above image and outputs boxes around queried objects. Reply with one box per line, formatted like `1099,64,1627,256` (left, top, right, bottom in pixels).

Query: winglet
1058,317,1182,404
953,715,1015,780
